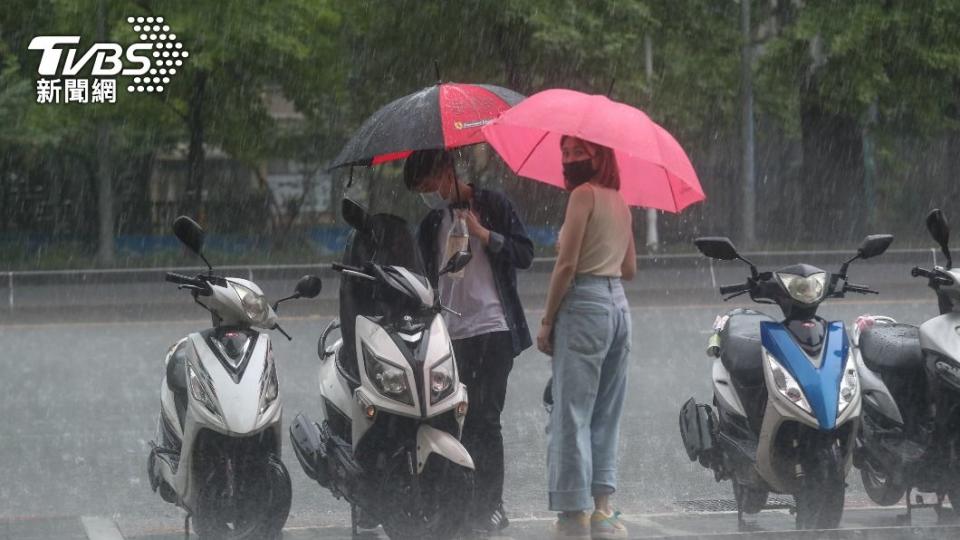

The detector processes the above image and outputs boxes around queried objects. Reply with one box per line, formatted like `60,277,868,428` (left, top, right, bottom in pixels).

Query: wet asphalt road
0,262,947,537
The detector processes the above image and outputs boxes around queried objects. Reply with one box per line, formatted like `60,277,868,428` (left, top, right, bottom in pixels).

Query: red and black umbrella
329,82,524,170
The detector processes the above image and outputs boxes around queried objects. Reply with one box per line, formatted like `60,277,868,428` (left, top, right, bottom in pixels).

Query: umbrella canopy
329,82,524,170
480,88,705,212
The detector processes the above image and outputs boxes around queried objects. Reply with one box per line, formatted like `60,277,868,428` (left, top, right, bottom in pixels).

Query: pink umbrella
480,88,705,212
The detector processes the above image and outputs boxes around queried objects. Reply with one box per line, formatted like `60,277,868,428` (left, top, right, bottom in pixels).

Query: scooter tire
381,461,473,540
193,455,291,540
795,460,845,530
860,467,905,507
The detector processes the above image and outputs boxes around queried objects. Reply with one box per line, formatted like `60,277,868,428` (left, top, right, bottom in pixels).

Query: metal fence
1,248,944,310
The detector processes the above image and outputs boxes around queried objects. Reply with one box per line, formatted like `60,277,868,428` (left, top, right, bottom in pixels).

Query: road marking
631,514,690,536
81,516,125,540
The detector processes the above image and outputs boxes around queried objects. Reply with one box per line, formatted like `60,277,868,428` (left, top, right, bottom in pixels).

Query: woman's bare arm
621,213,637,281
543,185,593,325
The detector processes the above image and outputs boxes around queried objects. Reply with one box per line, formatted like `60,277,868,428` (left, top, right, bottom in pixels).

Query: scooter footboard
679,397,719,468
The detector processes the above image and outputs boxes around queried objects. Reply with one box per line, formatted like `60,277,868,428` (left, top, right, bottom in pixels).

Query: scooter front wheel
193,455,291,540
795,446,845,530
381,457,474,540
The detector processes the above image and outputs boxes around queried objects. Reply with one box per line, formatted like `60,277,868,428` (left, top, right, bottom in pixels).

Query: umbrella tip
434,59,441,84
606,78,616,98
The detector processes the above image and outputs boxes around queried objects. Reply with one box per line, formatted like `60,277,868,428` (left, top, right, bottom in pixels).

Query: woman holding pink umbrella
538,135,635,539
482,88,705,540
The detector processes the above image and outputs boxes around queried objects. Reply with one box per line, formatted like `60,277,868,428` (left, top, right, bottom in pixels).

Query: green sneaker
591,510,627,539
549,512,591,540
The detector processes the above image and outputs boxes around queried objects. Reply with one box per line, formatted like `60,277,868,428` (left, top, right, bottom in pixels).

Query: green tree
758,0,960,240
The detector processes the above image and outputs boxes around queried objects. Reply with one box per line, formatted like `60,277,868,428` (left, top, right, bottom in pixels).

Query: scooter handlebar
719,283,750,295
844,283,878,295
165,272,204,287
331,263,376,282
912,266,954,287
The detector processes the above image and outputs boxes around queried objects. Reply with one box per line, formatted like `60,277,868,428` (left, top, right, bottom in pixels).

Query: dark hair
403,149,453,190
559,136,620,190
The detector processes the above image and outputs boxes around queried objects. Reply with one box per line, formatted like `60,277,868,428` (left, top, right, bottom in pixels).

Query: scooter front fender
415,424,474,474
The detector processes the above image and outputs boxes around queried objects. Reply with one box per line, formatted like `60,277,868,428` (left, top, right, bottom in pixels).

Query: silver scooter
853,209,960,521
681,234,893,529
147,216,322,539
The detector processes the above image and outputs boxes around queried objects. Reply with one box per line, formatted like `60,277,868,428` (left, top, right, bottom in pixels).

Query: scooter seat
720,310,776,386
860,324,922,373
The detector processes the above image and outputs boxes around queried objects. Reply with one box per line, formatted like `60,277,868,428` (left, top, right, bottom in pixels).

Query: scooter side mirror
342,198,369,234
172,216,205,255
440,250,472,276
694,237,740,261
274,275,324,311
857,234,894,260
927,209,952,269
294,275,323,299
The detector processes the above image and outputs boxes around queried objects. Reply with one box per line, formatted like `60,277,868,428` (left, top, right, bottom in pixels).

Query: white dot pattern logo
126,15,189,94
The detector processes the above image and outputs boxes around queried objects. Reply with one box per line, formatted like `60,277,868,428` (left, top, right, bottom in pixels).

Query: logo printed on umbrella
28,15,189,104
453,119,492,130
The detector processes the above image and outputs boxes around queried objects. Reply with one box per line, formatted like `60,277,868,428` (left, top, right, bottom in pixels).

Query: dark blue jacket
416,186,534,357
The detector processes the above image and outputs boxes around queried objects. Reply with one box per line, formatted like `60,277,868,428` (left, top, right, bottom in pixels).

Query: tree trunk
862,101,878,230
187,70,208,222
799,94,864,243
740,0,756,248
95,125,115,264
95,0,114,265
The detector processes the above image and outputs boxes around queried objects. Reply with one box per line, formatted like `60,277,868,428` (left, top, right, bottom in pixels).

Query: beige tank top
565,184,632,277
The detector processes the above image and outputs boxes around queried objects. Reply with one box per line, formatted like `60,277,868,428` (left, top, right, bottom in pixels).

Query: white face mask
420,190,448,210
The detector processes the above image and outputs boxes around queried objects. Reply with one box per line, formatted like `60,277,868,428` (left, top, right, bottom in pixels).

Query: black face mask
563,158,595,190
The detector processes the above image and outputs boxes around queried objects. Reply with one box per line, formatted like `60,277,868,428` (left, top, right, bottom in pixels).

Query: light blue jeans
548,275,631,512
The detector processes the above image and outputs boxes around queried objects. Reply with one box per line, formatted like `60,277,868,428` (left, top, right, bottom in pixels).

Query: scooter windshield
343,213,425,276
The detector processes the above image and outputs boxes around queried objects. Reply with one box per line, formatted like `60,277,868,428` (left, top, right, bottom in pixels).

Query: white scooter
853,209,960,520
147,216,322,539
290,199,474,540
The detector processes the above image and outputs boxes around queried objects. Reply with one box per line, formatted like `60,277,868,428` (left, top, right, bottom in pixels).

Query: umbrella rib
669,168,681,212
514,130,551,176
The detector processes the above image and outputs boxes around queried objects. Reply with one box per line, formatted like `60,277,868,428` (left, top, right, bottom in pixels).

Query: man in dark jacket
404,149,533,533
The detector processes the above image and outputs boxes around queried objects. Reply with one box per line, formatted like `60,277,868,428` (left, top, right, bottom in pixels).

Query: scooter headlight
363,345,413,406
764,348,813,415
187,358,223,421
259,345,279,415
430,355,456,404
837,351,860,415
231,282,270,325
776,272,827,304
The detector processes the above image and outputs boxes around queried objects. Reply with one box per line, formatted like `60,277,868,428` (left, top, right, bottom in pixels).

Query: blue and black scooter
680,234,893,529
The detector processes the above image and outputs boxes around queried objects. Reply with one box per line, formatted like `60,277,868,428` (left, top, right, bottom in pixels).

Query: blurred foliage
2,0,960,269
